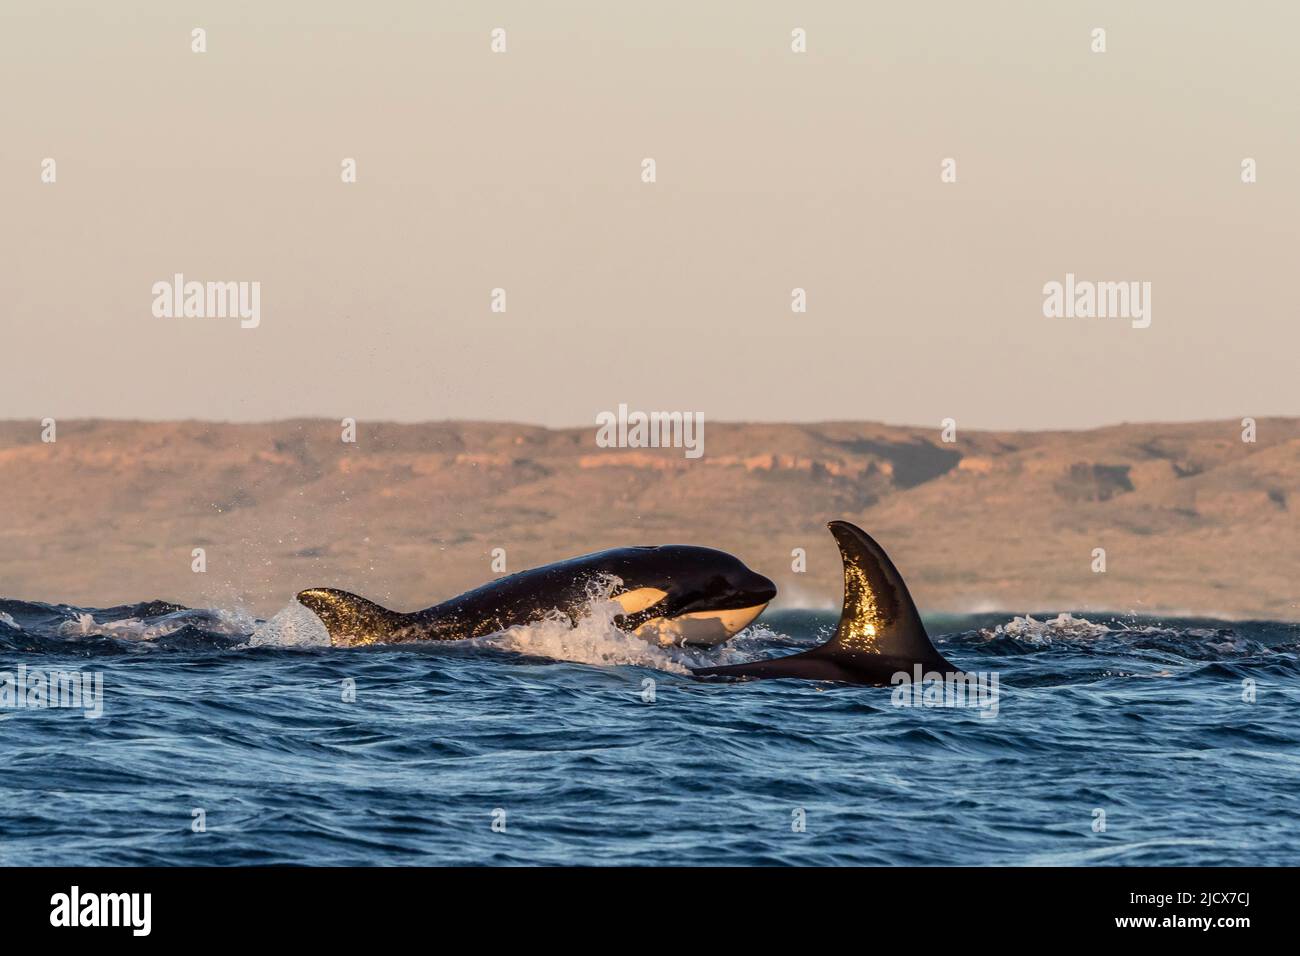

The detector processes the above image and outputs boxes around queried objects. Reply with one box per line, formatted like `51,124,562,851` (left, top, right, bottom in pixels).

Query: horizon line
1,414,1293,435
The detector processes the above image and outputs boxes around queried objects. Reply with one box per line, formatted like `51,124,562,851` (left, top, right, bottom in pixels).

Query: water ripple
0,602,1296,864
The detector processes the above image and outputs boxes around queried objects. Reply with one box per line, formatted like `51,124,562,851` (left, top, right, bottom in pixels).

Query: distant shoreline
2,418,1297,620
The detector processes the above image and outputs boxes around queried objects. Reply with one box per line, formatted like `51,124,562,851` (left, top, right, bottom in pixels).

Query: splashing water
54,607,256,642
481,601,699,675
249,601,331,648
980,612,1113,643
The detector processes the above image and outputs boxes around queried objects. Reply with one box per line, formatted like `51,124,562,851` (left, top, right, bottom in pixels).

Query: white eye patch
613,587,669,614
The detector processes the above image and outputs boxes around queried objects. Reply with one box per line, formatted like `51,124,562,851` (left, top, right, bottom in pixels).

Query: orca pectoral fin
296,588,411,647
691,521,955,685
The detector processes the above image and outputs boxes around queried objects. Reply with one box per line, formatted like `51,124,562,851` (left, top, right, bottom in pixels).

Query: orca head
612,545,777,647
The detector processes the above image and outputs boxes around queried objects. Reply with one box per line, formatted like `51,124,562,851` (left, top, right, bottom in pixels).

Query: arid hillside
0,419,1296,620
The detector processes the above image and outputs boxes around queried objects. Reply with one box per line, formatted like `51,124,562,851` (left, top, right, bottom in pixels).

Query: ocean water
1,597,1297,866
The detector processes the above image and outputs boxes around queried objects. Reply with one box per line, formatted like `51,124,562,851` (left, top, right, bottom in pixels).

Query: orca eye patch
613,587,669,615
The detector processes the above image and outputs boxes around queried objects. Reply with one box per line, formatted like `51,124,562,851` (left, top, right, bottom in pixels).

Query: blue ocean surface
1,598,1297,866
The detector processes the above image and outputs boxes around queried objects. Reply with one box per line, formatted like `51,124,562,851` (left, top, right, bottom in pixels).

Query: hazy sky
2,1,1296,429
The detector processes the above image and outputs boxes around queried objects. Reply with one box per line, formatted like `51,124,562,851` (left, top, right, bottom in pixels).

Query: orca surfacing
297,545,777,648
297,521,955,687
692,521,957,685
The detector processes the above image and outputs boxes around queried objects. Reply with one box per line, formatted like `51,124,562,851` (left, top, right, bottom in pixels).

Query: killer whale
692,521,957,685
297,545,777,648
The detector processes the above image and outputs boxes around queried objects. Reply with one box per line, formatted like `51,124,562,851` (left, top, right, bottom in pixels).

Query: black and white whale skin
692,521,957,685
297,546,777,648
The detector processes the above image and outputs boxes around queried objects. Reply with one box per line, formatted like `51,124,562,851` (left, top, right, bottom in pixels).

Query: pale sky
2,1,1297,429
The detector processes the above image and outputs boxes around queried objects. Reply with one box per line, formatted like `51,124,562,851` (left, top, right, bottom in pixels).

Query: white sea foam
0,611,20,630
982,612,1111,643
58,612,178,641
55,606,257,642
248,601,331,648
477,599,708,675
469,574,741,674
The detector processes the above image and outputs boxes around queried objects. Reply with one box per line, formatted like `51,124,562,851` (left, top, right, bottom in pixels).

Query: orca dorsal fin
692,521,953,684
824,520,944,666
